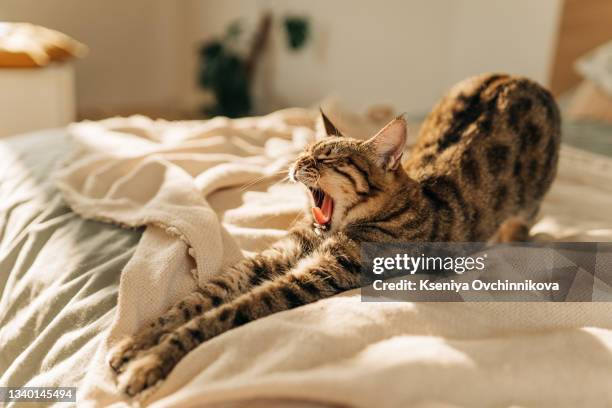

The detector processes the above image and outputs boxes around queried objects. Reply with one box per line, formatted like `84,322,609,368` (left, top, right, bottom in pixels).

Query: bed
1,107,612,407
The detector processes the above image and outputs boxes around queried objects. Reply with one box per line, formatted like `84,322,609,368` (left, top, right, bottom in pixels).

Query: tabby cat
110,73,561,395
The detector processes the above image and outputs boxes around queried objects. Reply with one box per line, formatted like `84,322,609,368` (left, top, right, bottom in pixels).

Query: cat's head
290,110,411,231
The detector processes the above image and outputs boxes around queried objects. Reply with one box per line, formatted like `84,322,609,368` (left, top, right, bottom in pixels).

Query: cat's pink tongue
312,194,333,226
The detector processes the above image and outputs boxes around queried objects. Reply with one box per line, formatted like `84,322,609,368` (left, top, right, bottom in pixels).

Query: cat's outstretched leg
108,287,221,374
109,225,318,374
116,235,360,396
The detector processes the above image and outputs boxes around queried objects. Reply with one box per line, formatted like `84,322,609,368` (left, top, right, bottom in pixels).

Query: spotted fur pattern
405,73,561,242
110,73,561,395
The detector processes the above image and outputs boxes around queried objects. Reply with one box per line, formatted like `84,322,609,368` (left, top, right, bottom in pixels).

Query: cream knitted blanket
53,107,612,407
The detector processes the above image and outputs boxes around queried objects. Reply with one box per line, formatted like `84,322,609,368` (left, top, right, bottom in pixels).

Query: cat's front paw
108,331,161,374
117,353,166,396
115,330,197,396
108,337,140,374
108,323,172,373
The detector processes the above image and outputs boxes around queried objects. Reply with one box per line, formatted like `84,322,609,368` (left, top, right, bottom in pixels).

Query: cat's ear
366,116,407,170
319,109,343,137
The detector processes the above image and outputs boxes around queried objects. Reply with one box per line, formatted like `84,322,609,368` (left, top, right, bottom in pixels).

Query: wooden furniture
549,0,612,96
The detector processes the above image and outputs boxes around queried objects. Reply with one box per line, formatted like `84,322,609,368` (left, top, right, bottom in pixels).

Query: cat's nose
292,156,318,184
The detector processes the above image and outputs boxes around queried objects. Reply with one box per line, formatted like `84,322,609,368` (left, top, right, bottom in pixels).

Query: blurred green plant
198,14,310,118
284,16,310,50
199,39,251,118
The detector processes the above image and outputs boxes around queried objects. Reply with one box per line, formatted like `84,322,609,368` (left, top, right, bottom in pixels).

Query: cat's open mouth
309,187,334,227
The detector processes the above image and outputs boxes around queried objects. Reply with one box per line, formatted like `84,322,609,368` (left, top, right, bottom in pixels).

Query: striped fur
110,73,561,395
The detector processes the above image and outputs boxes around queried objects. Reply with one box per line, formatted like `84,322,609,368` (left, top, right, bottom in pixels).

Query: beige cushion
0,22,87,68
575,40,612,98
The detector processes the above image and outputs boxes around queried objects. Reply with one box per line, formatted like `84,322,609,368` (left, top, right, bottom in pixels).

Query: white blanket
53,107,612,407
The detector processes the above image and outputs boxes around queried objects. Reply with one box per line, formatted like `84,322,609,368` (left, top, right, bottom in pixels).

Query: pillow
575,40,612,98
0,22,87,67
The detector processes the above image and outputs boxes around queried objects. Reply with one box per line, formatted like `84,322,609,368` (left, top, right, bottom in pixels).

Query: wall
189,0,563,115
447,0,563,87
0,0,563,117
0,0,189,116
187,0,454,114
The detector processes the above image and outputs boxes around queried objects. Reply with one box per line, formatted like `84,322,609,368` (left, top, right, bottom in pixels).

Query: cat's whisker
238,171,290,191
264,175,292,190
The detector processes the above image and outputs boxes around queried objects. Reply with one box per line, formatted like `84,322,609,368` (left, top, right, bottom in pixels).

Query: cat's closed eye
318,157,345,165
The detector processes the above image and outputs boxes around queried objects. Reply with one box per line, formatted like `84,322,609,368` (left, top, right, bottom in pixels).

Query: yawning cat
109,73,561,395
